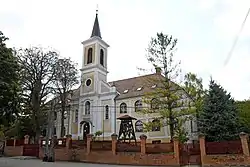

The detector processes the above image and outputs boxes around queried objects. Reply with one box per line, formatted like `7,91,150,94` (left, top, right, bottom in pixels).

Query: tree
141,32,198,141
16,47,58,142
235,100,250,133
53,58,79,137
183,72,205,113
198,79,239,141
2,116,36,139
183,72,206,133
0,31,21,128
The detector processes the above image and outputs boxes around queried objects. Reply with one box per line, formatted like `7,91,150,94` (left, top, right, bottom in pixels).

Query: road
0,157,154,167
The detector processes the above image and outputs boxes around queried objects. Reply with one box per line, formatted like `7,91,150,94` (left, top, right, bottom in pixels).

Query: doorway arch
83,122,90,139
80,121,91,140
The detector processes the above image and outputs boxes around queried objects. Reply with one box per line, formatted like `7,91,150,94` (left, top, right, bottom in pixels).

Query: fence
199,133,250,166
115,141,140,152
146,143,173,154
38,134,180,166
5,139,24,146
91,140,112,151
4,132,250,166
71,140,86,149
206,140,243,154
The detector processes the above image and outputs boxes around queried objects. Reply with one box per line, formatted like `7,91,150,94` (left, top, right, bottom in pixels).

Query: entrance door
180,142,201,165
83,122,90,140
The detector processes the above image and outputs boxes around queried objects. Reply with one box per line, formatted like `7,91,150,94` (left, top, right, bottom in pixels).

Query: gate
0,140,4,156
23,144,39,157
180,142,201,165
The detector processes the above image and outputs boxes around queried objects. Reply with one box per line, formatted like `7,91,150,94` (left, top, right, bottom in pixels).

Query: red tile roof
109,73,165,100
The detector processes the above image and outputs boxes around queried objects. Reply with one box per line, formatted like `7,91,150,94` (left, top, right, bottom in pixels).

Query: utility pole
48,99,55,162
43,101,52,161
67,104,71,135
43,99,56,162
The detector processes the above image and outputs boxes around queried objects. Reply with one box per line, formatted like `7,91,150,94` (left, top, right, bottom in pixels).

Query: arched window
120,102,127,113
135,120,143,132
135,100,142,112
85,101,90,115
87,48,93,64
100,49,104,66
152,119,160,131
151,98,159,109
105,105,109,119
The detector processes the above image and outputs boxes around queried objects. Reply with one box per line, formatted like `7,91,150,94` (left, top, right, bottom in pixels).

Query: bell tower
78,9,117,139
80,10,110,96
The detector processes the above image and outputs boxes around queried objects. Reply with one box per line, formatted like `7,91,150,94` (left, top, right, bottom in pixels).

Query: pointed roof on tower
90,9,102,39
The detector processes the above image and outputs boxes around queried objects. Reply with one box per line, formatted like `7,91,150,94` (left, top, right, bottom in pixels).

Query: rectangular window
191,119,198,133
105,105,109,119
75,109,78,122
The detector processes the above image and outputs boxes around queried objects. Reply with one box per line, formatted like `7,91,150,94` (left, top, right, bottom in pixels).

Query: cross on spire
91,5,102,39
96,4,99,15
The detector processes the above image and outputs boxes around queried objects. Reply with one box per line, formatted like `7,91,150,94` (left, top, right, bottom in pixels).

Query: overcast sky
1,0,250,100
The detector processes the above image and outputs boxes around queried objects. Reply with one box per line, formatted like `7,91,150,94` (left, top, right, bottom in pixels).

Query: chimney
155,67,162,75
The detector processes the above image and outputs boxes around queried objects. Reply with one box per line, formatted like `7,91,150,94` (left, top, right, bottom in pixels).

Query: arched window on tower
87,48,93,64
100,49,104,66
85,101,90,115
105,105,109,119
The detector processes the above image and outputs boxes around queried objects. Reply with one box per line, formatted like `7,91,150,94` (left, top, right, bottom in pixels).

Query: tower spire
91,5,102,39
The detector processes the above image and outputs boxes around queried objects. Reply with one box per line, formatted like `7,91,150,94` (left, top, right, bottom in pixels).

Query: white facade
54,12,198,143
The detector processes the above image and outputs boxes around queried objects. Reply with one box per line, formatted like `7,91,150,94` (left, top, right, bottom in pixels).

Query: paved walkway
0,157,152,167
0,157,201,167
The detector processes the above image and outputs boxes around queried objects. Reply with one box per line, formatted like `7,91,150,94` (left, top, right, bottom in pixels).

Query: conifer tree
198,79,239,141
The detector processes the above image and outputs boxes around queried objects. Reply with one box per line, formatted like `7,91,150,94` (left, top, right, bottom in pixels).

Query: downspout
114,93,120,134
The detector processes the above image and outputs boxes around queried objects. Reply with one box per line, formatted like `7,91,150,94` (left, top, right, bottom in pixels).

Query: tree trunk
34,110,41,144
169,118,174,142
60,91,68,138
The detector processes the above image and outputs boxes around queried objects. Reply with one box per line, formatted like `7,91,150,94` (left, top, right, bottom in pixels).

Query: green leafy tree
52,58,79,137
235,100,250,133
0,31,21,129
141,33,202,141
198,79,239,141
16,47,58,142
183,72,206,132
183,72,205,113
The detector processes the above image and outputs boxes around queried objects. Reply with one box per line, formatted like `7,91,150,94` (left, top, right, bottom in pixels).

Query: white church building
53,11,198,143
